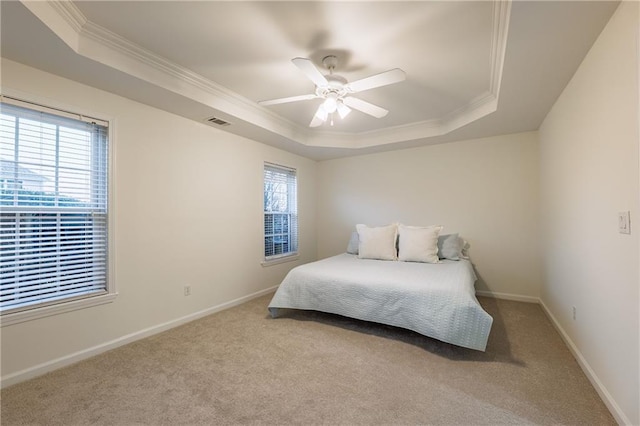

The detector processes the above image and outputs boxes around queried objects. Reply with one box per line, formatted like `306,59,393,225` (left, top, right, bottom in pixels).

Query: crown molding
48,0,86,33
25,0,308,141
20,0,511,152
20,1,82,51
489,0,511,96
440,92,498,135
304,91,498,149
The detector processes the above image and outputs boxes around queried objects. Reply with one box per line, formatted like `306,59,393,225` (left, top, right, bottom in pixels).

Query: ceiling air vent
206,116,231,126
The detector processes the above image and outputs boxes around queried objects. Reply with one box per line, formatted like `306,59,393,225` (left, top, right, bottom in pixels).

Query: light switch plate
618,211,631,234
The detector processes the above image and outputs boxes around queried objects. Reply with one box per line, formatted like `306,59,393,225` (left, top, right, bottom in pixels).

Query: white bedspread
268,253,493,351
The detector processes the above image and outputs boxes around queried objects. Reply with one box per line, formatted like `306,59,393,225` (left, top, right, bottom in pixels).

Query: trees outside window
0,101,109,316
263,163,297,260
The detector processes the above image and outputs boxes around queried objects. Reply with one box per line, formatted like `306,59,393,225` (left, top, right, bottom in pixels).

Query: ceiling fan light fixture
323,93,339,114
337,102,351,119
314,105,329,122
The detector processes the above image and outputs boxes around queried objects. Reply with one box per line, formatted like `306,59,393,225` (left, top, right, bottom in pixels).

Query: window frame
0,94,116,327
262,162,298,266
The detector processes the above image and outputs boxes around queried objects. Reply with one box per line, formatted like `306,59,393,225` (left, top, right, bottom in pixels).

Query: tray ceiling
0,1,619,160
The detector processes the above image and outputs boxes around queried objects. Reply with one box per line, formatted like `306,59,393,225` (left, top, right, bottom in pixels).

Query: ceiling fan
258,55,406,127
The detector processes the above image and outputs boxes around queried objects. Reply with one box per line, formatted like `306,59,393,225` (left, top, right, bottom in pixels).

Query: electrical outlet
572,306,576,321
184,286,191,296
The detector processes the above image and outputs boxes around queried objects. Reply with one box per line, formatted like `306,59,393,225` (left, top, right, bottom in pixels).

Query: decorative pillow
346,231,359,254
437,233,463,260
356,224,398,261
397,224,443,263
461,239,470,259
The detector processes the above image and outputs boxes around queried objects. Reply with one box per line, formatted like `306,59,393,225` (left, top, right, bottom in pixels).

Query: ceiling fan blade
258,94,317,106
292,57,329,88
346,68,406,93
343,97,389,118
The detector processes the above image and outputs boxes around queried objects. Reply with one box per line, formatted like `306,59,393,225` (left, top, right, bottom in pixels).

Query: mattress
268,253,493,351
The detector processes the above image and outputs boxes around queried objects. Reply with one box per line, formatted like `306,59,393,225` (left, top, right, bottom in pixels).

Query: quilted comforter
268,253,493,351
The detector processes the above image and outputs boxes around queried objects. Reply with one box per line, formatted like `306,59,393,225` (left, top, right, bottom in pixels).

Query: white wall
317,132,541,300
2,4,638,422
0,59,317,381
538,2,639,424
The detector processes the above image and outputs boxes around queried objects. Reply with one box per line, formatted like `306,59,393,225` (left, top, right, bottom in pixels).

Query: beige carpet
1,294,615,425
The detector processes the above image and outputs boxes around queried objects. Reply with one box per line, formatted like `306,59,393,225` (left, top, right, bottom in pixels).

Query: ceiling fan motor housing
316,74,349,99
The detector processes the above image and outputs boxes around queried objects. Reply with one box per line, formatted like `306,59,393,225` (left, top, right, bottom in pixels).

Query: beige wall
0,59,317,380
317,132,541,299
539,2,639,424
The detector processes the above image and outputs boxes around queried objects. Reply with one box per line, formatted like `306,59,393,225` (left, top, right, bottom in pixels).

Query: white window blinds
264,163,298,259
0,101,109,314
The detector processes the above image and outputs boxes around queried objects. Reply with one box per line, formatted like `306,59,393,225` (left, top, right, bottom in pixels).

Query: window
263,163,297,261
0,98,110,319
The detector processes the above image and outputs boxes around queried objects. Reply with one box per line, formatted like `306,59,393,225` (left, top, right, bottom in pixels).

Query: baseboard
479,291,631,423
0,286,278,389
475,290,539,304
539,299,631,426
3,287,631,425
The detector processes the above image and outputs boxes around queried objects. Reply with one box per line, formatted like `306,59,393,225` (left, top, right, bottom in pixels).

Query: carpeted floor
1,294,615,425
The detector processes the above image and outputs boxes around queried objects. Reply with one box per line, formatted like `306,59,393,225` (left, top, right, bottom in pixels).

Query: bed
268,253,493,351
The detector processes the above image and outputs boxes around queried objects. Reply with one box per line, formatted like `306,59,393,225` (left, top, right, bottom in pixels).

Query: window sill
261,253,299,267
1,293,117,327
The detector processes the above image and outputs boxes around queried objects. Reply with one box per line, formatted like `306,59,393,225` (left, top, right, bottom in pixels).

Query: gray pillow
437,233,464,260
346,231,359,254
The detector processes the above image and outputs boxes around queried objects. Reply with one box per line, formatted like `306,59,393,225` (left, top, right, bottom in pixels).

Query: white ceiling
0,1,619,160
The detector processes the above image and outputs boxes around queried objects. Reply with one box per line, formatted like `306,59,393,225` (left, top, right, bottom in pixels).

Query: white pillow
397,224,443,263
356,224,398,261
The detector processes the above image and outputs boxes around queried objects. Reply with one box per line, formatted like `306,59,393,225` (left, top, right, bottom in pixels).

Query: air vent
206,116,231,126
